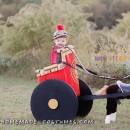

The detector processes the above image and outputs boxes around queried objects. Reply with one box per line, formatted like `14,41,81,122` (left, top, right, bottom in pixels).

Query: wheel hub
48,99,58,109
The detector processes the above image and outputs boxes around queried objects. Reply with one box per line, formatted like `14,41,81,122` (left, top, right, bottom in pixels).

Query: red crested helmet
53,24,68,40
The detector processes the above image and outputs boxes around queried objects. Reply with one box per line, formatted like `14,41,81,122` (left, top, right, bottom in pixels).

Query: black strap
79,92,130,101
76,64,98,75
62,61,83,73
76,63,130,80
62,61,117,80
63,46,130,80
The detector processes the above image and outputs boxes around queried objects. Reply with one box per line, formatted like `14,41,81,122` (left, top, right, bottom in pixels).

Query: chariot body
31,46,93,121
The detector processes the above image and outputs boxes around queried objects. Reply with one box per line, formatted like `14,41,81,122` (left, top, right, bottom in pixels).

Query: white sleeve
116,80,124,93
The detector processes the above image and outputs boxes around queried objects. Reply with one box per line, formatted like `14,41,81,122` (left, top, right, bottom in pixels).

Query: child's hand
56,48,63,53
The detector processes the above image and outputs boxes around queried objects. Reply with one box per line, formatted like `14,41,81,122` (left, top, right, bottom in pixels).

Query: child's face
54,37,67,47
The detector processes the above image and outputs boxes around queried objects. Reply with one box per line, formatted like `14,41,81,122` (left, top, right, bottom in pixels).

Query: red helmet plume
56,24,65,31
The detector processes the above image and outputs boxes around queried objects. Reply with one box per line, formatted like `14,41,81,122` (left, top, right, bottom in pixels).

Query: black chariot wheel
31,79,78,121
77,79,93,117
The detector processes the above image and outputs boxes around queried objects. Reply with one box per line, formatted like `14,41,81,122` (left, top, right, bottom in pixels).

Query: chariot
31,46,130,122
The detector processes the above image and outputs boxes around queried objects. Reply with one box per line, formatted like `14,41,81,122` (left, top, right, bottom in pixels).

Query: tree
0,0,93,78
113,12,130,39
0,0,42,20
84,0,130,29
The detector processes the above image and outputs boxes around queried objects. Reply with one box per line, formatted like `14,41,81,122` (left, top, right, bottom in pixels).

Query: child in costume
51,24,68,64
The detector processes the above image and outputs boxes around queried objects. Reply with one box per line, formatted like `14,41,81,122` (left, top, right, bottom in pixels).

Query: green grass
0,75,130,130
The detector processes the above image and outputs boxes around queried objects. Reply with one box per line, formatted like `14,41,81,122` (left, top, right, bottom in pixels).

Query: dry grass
0,75,130,130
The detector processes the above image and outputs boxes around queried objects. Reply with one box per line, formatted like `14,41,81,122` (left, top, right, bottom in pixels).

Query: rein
63,46,130,80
